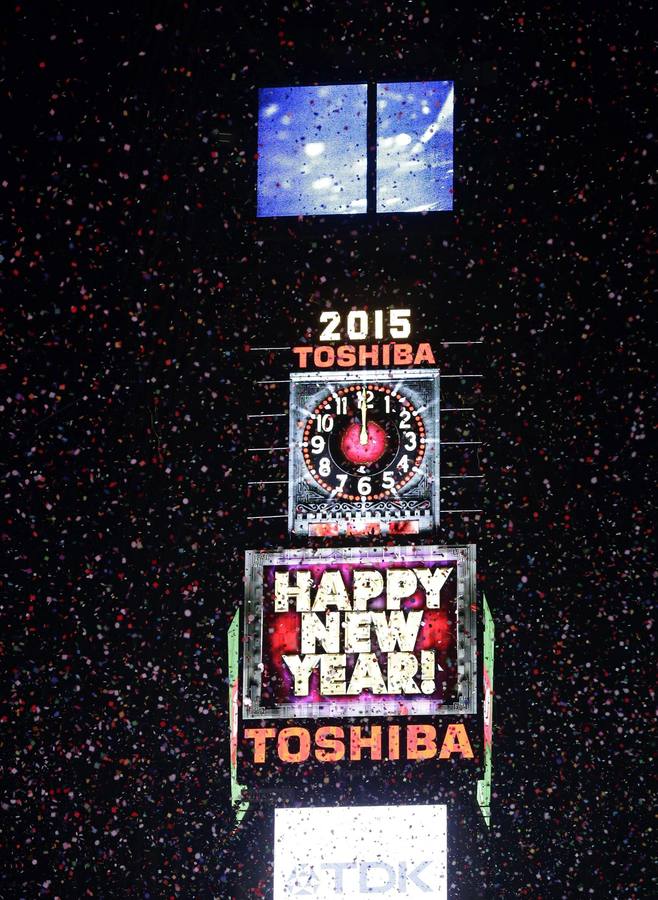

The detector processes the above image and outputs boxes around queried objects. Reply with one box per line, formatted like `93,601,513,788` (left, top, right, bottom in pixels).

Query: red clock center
340,421,388,465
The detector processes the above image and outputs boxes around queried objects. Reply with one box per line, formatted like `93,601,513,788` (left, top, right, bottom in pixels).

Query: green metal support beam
228,609,249,824
476,593,495,827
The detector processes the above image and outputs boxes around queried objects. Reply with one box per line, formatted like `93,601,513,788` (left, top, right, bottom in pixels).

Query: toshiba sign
273,805,447,899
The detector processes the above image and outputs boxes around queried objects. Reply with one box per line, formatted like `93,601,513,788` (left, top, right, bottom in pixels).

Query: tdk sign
285,860,434,894
274,806,447,900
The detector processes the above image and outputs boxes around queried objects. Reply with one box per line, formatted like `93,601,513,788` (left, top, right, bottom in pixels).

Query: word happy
274,565,452,698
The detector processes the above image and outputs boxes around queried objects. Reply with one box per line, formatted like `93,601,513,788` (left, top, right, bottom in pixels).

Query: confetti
2,4,652,898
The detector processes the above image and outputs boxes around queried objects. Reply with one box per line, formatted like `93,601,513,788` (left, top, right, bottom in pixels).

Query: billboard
377,81,454,213
256,82,454,217
257,84,368,217
242,545,476,719
274,804,447,899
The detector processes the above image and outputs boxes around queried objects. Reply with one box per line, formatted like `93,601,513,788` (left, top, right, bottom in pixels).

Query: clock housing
288,368,440,536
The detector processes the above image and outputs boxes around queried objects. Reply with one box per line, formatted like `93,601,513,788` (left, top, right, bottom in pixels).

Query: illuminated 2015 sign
242,545,476,719
292,309,436,369
292,308,436,370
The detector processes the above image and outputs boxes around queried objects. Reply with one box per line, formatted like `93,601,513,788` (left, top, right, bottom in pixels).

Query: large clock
288,368,440,536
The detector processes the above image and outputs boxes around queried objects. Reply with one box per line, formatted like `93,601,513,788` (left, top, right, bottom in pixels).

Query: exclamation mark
421,650,435,694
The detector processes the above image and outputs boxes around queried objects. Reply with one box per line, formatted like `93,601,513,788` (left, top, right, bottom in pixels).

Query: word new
244,723,473,763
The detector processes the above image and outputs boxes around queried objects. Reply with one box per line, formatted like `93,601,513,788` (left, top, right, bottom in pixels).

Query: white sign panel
274,804,447,899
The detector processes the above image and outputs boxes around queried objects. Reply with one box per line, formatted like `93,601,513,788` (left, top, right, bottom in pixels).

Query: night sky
2,3,653,898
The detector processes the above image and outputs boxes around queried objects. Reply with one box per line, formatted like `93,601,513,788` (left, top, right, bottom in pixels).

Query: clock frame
288,368,440,536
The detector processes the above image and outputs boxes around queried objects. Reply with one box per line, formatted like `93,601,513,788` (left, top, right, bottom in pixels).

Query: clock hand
359,393,368,445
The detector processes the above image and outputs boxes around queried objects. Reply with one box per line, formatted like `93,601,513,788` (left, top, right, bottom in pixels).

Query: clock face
301,383,427,500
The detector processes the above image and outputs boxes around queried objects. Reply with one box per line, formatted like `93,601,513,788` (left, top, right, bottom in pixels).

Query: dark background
2,2,653,898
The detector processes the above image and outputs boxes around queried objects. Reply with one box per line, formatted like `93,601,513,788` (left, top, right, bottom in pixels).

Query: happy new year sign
242,546,477,719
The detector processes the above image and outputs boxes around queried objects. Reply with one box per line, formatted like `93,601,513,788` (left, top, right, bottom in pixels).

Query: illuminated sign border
242,544,476,720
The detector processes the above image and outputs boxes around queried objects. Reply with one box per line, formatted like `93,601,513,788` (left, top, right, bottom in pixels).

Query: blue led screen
376,81,454,213
257,84,368,217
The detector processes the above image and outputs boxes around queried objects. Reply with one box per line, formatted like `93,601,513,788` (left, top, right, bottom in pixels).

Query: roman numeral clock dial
288,369,440,536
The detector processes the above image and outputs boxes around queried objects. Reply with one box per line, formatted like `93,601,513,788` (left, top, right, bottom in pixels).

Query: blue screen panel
257,84,368,217
376,81,454,213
